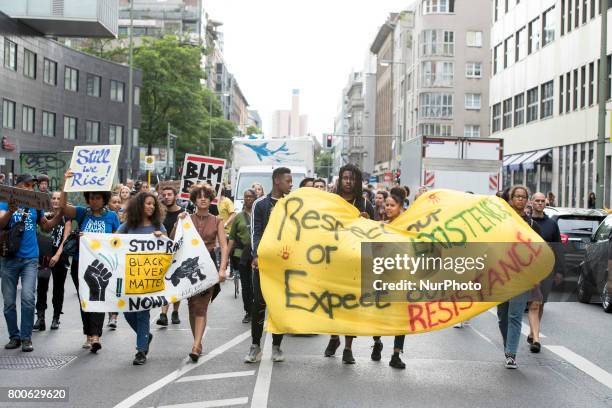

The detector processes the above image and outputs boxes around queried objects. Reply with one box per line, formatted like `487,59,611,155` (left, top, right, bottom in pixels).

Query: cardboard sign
78,217,219,312
179,154,226,203
64,145,121,192
0,185,51,210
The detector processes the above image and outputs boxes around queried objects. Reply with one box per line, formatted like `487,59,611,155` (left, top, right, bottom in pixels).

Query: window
575,0,580,28
494,0,499,21
110,80,125,102
467,31,483,47
464,125,481,137
528,17,541,54
583,0,588,23
42,111,55,137
134,86,140,106
4,39,16,70
561,0,566,35
503,98,512,129
493,44,501,74
63,116,77,140
567,0,573,33
443,31,454,55
515,27,526,62
527,87,539,122
559,75,565,114
504,36,514,69
565,71,571,112
422,0,453,14
43,58,57,85
465,93,482,110
418,123,452,137
22,106,34,133
492,103,501,132
466,62,482,78
420,61,454,87
419,93,453,119
86,120,100,143
420,30,455,56
133,128,139,147
580,65,586,108
541,80,554,119
591,0,596,18
64,67,78,92
542,7,555,46
2,99,15,129
589,61,595,105
109,125,123,144
514,93,525,126
573,68,578,110
23,49,36,79
87,74,101,97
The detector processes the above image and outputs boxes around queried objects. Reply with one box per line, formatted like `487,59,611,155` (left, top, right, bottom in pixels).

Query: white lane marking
486,308,546,338
114,330,250,408
468,325,495,345
250,332,274,408
148,397,249,408
176,370,256,383
545,346,612,390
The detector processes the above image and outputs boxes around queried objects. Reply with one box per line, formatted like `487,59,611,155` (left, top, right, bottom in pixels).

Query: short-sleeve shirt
75,206,121,234
218,197,235,233
191,213,221,252
50,216,68,249
0,203,41,259
163,208,184,235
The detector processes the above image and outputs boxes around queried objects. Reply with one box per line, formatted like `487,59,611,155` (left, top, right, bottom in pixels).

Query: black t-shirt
50,216,67,249
346,196,375,219
163,208,185,234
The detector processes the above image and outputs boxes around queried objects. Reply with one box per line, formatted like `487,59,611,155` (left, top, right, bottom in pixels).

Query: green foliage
246,125,262,135
315,151,333,181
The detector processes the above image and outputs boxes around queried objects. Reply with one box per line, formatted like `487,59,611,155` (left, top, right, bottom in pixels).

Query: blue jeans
123,311,150,352
1,257,38,340
497,295,528,356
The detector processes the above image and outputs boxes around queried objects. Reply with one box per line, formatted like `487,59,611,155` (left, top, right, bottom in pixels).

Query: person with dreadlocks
323,164,375,364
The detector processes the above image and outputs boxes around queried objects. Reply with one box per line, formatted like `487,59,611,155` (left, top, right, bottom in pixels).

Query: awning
509,151,537,171
522,149,552,171
503,154,520,167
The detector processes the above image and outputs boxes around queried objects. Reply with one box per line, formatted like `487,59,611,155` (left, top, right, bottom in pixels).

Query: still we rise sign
64,145,121,192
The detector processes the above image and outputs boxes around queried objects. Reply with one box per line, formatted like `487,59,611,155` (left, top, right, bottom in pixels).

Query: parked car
543,207,608,291
577,213,612,312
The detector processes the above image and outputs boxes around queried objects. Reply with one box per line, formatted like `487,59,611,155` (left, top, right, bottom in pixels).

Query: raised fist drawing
84,259,112,302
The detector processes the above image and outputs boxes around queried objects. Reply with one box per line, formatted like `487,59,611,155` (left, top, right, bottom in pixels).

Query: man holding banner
0,174,63,352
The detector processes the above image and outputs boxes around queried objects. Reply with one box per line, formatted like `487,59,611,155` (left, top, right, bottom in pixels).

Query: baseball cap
16,174,36,185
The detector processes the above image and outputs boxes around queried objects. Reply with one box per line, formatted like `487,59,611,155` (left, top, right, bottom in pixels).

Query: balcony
0,0,118,37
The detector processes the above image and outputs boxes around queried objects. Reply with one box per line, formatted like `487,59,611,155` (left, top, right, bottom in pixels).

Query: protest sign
179,154,226,203
258,188,555,336
0,185,51,210
64,145,121,192
78,217,218,312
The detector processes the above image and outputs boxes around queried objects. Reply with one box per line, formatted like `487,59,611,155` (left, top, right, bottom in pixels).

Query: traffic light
326,134,333,149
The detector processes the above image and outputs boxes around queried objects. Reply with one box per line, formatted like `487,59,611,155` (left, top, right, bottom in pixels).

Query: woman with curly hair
174,184,227,362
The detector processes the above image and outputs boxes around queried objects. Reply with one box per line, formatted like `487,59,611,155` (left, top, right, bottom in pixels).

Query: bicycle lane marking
113,329,251,408
250,332,273,408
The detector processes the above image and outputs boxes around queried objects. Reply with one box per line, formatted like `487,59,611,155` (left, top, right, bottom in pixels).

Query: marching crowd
0,163,564,371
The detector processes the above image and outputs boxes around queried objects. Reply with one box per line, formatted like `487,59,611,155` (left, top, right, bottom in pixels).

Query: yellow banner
258,188,554,336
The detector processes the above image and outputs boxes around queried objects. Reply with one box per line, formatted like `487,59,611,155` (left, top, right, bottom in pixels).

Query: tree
315,151,333,181
246,125,262,136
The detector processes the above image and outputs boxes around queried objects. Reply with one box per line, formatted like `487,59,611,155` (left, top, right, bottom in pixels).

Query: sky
206,0,412,138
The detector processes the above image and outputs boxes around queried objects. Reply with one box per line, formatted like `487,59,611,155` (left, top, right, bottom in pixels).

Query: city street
1,280,611,408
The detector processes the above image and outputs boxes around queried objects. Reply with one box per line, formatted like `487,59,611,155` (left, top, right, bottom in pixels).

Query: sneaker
324,337,341,357
82,336,92,349
4,338,21,349
50,317,60,330
530,341,541,353
342,348,355,364
133,351,147,365
242,313,251,324
453,322,464,328
156,313,168,326
90,336,102,353
389,352,406,369
21,339,33,352
33,314,45,331
371,341,383,361
272,345,284,362
145,333,153,356
244,344,262,363
107,317,117,329
527,335,533,345
171,311,180,325
505,353,518,369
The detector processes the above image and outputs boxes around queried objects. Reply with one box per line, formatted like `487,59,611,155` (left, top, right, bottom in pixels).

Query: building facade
490,0,612,207
0,12,141,185
229,77,249,136
270,90,308,139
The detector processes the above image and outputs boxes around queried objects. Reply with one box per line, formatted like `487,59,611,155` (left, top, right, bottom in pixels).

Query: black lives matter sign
179,154,226,203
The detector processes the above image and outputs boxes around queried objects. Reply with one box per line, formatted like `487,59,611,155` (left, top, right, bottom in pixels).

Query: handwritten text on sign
0,185,51,211
180,154,226,203
64,145,121,192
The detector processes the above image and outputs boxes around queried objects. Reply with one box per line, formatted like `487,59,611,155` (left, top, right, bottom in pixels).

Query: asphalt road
1,279,612,408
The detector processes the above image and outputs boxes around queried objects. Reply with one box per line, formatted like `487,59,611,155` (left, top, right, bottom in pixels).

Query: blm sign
179,154,226,203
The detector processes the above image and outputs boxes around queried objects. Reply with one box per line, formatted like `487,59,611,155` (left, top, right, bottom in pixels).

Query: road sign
144,155,155,171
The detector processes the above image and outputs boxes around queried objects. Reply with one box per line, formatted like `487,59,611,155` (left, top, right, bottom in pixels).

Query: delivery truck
400,136,503,201
230,137,314,210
